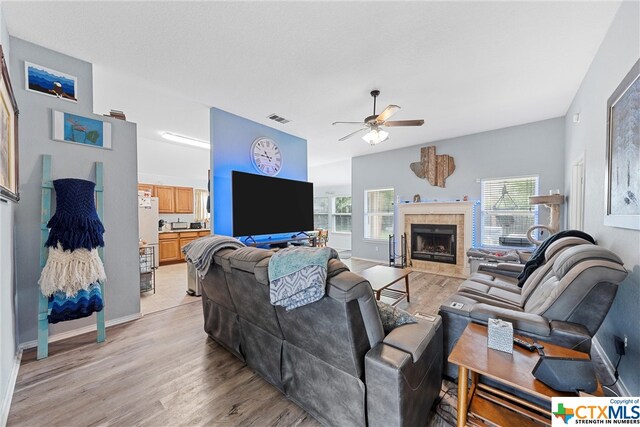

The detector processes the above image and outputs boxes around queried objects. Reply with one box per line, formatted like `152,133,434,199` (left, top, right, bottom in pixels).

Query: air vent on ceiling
267,113,291,124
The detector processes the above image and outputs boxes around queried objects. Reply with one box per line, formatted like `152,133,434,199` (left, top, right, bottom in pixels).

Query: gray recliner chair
439,244,628,378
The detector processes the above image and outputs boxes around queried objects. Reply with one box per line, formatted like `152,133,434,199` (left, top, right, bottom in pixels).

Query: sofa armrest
365,319,443,427
382,322,439,363
470,303,551,336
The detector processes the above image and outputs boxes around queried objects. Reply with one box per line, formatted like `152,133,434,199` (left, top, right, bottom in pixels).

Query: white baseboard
18,313,143,351
350,256,386,264
592,336,630,396
1,348,22,427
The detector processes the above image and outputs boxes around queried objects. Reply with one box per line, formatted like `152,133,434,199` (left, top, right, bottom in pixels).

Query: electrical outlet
624,335,628,349
614,336,626,356
375,246,379,252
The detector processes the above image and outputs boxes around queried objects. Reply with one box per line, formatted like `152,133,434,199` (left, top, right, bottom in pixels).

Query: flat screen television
232,171,314,237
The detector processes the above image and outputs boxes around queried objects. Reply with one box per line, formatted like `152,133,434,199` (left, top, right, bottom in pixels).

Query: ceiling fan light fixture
362,128,389,145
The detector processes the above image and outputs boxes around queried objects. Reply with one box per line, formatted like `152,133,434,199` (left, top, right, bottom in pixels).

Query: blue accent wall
211,107,308,238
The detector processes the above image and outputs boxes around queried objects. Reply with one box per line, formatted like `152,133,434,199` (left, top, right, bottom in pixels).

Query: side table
448,323,602,427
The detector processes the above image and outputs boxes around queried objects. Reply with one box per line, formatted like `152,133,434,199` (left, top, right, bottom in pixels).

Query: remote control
513,337,536,352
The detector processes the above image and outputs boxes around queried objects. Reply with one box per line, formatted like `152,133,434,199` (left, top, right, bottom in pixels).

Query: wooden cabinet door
155,186,175,213
174,187,194,213
179,235,199,260
138,183,154,196
159,238,180,263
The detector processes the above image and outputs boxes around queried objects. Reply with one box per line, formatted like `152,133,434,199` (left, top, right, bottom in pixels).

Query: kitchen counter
159,228,211,234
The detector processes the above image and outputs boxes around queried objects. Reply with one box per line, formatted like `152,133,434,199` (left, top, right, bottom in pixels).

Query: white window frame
331,196,352,234
313,196,330,231
364,187,394,241
480,175,539,248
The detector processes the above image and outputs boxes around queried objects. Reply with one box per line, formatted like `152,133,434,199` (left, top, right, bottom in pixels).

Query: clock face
251,137,282,176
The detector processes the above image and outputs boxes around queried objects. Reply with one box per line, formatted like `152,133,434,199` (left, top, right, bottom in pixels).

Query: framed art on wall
605,58,640,230
25,61,77,102
0,45,20,202
52,110,112,149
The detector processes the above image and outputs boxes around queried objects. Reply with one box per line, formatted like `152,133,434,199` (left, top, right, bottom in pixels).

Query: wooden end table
359,265,411,306
448,323,602,427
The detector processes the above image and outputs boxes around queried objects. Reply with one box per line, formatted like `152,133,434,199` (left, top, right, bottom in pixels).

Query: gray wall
0,3,15,422
352,117,565,261
564,0,639,395
10,37,140,344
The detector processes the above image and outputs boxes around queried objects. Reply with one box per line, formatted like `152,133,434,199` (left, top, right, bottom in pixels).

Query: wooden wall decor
409,146,455,188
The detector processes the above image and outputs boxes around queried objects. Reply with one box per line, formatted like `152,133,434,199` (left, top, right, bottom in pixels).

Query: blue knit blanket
183,235,245,277
268,247,338,311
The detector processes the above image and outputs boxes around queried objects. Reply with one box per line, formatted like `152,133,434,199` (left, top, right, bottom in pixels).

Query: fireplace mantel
397,201,475,277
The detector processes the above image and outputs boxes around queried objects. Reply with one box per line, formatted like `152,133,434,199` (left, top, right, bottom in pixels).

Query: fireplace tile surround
397,201,475,278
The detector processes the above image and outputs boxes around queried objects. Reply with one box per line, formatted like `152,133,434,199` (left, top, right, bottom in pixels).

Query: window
481,176,539,247
364,188,394,240
314,197,329,230
333,196,352,233
194,188,210,221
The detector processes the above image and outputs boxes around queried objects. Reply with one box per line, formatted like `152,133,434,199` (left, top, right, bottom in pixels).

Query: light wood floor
8,258,462,427
140,263,200,315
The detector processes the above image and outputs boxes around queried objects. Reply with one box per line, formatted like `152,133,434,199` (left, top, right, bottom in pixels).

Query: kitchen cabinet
138,183,193,214
174,187,194,213
155,185,175,213
158,230,211,264
137,183,154,195
178,231,199,260
159,233,180,263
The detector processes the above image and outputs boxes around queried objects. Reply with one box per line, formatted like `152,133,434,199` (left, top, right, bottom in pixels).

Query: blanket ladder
37,154,106,360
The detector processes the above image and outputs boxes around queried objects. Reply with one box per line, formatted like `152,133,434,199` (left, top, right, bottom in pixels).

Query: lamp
161,132,210,149
362,127,389,145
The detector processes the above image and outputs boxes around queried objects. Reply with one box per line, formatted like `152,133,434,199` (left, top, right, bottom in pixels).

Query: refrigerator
138,195,160,268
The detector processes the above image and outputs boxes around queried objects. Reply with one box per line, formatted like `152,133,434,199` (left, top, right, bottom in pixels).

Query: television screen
232,171,314,237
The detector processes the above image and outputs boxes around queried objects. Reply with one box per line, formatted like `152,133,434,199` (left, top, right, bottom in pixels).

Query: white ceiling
3,1,621,168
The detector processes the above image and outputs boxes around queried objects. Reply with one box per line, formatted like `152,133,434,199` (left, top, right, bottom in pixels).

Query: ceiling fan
332,90,425,145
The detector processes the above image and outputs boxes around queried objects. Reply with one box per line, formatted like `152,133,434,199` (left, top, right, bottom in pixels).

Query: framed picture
52,111,112,149
0,45,19,202
605,58,640,230
25,62,77,102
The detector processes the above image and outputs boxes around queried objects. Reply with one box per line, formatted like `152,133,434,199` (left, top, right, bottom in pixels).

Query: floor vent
267,113,291,124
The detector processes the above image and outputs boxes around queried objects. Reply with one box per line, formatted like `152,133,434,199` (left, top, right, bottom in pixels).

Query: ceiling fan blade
332,121,365,125
383,119,425,127
376,105,400,122
338,128,368,141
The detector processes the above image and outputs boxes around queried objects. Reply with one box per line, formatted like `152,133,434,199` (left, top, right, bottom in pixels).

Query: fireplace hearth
410,224,457,265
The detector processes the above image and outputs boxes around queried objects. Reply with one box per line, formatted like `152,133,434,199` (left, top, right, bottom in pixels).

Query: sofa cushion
229,246,274,273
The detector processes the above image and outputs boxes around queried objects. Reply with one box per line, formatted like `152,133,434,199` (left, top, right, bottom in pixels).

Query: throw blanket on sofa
517,230,595,287
183,235,246,277
269,246,338,311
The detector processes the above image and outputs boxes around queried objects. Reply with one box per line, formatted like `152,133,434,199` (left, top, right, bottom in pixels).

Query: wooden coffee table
448,323,602,427
359,265,411,306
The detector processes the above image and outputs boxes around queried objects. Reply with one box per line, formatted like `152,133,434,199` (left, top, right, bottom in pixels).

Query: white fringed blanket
39,245,106,297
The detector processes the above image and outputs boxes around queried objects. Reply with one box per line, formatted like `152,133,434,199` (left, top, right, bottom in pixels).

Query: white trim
592,336,630,397
18,313,142,351
0,348,22,427
350,256,386,264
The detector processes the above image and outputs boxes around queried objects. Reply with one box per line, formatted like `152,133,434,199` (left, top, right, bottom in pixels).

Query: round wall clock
250,137,282,176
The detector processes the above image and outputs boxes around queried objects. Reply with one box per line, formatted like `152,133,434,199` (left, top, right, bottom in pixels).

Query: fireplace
410,224,457,265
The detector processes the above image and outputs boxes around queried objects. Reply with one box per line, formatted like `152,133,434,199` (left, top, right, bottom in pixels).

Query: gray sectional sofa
199,246,443,427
